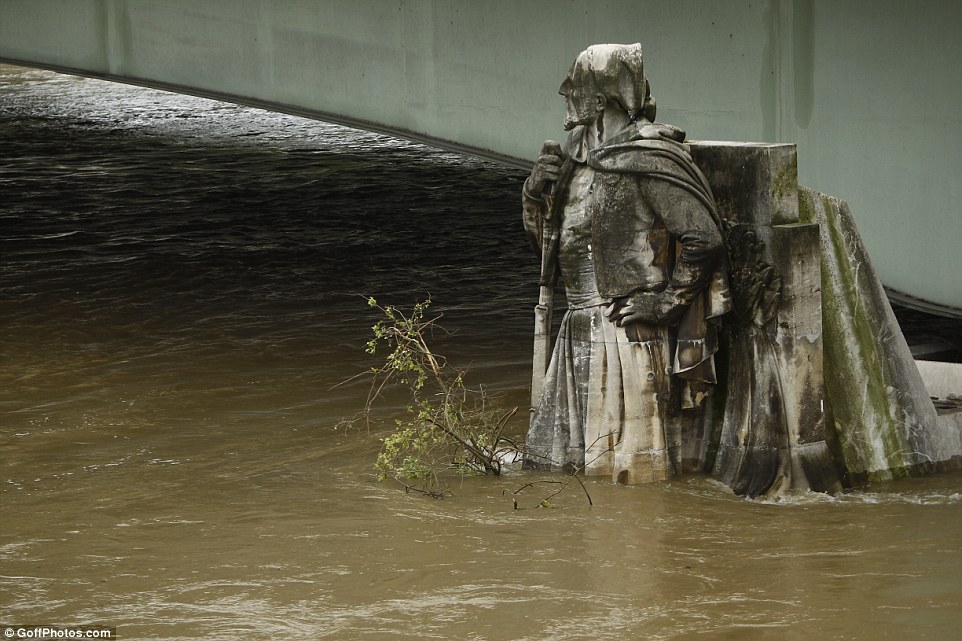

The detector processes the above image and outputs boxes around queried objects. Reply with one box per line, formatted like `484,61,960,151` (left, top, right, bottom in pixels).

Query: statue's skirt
524,305,672,484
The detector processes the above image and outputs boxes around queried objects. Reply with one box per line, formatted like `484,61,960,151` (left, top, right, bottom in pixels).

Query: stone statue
522,43,731,483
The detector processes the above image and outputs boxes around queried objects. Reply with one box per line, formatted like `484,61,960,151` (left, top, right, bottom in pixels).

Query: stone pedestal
805,190,962,482
682,141,960,495
688,142,839,496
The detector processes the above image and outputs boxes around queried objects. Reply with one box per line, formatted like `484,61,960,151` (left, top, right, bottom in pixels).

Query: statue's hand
525,140,565,196
605,291,687,327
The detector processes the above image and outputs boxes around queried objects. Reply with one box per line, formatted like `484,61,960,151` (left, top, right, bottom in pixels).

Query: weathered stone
522,43,957,498
687,143,839,496
807,188,962,481
522,44,730,485
689,142,799,226
915,360,962,401
770,224,823,443
770,223,840,492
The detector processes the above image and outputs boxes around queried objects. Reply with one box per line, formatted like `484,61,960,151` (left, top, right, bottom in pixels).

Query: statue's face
560,76,601,131
560,57,602,131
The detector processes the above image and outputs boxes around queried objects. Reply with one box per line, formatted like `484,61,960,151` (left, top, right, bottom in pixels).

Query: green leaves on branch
362,297,518,497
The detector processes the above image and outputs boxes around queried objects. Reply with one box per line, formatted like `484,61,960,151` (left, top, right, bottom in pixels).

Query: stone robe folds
522,122,731,483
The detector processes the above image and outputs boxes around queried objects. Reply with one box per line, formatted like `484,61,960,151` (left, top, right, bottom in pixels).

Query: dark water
2,65,962,640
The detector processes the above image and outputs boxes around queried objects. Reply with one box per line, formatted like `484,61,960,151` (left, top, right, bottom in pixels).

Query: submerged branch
347,296,523,496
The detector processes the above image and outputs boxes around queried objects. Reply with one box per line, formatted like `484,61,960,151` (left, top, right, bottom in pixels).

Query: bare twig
510,431,616,508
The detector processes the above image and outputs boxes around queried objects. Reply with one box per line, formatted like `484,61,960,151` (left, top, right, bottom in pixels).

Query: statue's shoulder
635,122,686,143
588,122,692,174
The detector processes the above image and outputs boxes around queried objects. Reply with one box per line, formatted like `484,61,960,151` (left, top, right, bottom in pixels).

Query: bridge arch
2,0,960,310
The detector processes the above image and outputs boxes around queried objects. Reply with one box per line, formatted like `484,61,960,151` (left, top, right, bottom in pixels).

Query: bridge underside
1,0,960,311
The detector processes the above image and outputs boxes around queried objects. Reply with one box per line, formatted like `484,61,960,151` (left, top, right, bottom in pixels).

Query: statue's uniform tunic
523,123,730,483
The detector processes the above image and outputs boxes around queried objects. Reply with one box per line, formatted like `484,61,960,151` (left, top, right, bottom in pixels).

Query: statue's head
560,43,655,131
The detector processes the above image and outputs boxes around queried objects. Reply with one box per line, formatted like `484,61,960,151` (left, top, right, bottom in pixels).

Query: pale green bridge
2,0,959,312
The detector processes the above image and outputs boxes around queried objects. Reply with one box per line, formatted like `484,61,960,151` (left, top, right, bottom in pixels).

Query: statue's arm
522,141,566,253
521,179,548,253
650,180,724,302
607,179,723,326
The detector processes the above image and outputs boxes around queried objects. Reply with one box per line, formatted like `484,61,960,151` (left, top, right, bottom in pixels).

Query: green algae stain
820,194,908,477
797,188,816,224
771,151,799,224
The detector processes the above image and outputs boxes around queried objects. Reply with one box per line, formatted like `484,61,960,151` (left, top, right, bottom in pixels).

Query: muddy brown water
2,65,960,640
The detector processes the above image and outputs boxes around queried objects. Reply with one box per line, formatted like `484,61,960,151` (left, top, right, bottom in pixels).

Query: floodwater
2,65,961,640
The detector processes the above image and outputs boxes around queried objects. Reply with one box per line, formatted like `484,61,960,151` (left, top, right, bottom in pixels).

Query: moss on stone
771,151,798,223
797,188,816,224
820,193,909,478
